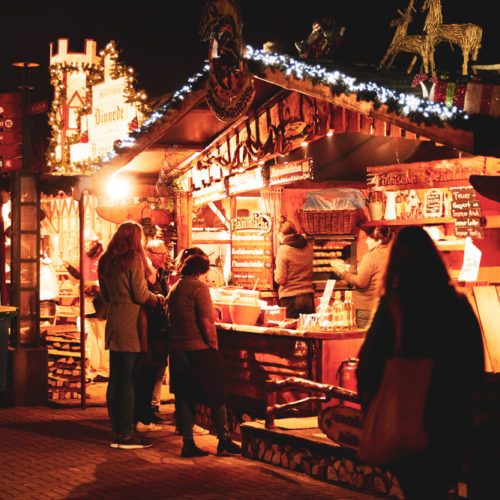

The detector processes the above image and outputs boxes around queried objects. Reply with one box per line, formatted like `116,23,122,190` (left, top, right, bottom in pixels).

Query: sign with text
28,100,49,115
228,167,264,195
318,405,362,450
450,185,483,238
231,211,273,290
423,189,444,217
0,157,22,171
367,159,485,190
192,180,226,207
269,159,312,186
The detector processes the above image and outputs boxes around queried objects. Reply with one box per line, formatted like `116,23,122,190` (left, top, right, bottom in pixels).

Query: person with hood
274,215,315,319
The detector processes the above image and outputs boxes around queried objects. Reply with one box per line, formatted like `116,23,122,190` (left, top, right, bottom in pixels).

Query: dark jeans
134,340,169,424
356,309,371,328
134,355,157,425
107,351,140,438
279,293,315,319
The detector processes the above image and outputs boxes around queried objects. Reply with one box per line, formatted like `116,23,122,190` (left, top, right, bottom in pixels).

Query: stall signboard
228,167,264,195
449,185,483,238
83,55,141,159
318,405,362,449
367,158,485,190
192,180,226,208
270,159,312,186
231,211,273,290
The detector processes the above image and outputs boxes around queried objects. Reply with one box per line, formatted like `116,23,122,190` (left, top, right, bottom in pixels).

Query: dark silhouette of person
356,226,485,499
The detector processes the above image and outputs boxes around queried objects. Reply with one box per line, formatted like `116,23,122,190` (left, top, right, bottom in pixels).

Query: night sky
1,0,498,102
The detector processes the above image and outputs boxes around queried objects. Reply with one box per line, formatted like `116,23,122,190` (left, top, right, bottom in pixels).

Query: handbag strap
387,294,403,356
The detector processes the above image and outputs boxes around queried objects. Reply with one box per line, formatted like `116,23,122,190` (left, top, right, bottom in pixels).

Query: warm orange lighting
301,141,309,148
327,129,334,137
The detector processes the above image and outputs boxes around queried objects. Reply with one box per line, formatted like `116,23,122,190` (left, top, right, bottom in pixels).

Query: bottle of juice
343,290,356,329
332,291,345,330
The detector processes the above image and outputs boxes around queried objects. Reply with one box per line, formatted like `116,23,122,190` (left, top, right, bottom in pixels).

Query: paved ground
0,404,376,499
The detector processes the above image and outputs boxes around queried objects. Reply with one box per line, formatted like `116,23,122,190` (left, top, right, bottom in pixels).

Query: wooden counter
216,322,365,418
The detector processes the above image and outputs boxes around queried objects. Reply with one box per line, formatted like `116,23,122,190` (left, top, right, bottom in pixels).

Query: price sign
450,185,483,238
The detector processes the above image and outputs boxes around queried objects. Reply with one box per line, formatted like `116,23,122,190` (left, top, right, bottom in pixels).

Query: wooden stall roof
92,54,500,190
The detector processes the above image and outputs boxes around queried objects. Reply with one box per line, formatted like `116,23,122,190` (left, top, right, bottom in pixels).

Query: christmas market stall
87,3,500,434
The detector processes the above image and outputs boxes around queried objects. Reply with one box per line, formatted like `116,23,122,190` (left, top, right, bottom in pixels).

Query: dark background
1,0,498,101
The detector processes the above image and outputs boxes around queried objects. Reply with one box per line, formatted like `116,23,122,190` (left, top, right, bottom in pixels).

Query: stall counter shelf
215,321,365,418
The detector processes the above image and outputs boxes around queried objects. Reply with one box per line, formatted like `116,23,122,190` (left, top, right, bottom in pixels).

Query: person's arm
340,252,375,289
274,248,288,286
64,261,81,280
195,284,218,349
129,255,158,306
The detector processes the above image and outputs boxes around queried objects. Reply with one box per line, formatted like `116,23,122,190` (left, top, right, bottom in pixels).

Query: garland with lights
244,47,500,136
99,67,209,165
98,46,499,177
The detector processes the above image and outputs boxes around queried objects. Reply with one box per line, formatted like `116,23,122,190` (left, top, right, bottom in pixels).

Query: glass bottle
343,290,356,329
332,291,345,330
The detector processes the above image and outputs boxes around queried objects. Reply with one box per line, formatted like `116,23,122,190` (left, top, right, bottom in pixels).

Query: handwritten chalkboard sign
449,186,483,238
423,189,443,217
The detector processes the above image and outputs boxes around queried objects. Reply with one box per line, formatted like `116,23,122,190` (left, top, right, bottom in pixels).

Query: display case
311,234,357,291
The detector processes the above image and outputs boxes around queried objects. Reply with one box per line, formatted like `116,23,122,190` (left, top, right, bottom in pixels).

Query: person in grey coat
274,216,315,319
98,221,160,450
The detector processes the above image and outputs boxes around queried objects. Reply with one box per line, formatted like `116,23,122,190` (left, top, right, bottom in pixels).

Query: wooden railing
265,377,359,429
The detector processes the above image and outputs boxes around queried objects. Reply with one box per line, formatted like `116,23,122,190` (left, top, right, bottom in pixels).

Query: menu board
449,185,483,238
230,212,274,290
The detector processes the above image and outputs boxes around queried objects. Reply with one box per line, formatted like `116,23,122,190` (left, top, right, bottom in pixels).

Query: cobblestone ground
0,404,377,499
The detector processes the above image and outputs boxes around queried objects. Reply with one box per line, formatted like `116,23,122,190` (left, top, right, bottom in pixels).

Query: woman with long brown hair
98,221,160,450
356,226,484,498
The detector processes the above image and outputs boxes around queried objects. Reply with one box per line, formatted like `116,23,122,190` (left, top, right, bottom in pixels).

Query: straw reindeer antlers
379,0,436,76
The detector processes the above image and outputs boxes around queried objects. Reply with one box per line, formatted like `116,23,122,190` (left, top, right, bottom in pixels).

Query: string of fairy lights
50,45,495,177
245,47,470,127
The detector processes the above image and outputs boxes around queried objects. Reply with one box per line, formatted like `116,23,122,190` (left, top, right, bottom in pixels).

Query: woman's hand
330,259,346,276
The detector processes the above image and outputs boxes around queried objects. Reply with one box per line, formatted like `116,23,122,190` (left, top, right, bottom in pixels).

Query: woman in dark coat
167,251,241,457
356,226,485,499
98,221,160,450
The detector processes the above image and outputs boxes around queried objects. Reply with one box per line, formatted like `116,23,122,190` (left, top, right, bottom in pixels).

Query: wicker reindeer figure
422,0,482,75
379,0,435,75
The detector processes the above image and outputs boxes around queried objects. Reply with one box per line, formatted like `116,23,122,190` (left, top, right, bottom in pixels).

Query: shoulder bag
357,296,434,466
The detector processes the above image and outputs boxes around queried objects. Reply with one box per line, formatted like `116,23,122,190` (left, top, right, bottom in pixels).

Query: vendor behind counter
274,216,315,319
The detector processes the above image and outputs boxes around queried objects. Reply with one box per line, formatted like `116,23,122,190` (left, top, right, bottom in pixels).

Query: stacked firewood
44,327,83,400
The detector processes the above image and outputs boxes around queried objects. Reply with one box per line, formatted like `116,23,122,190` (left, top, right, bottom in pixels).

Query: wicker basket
298,209,358,234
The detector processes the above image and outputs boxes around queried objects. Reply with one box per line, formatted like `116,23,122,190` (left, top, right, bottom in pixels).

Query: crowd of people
96,221,241,455
89,216,485,498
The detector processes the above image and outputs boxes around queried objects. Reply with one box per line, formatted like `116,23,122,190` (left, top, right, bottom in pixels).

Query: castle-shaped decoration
48,39,149,175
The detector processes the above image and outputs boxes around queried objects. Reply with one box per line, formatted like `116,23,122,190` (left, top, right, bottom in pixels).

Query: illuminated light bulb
327,129,334,137
301,141,309,148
